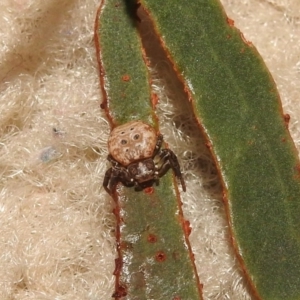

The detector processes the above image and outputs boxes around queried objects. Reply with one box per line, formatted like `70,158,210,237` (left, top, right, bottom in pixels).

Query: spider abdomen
108,120,157,166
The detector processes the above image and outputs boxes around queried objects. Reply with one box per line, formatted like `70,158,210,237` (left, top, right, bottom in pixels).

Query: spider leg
153,134,164,156
134,182,144,191
107,154,118,167
103,164,132,195
103,167,113,195
157,149,186,192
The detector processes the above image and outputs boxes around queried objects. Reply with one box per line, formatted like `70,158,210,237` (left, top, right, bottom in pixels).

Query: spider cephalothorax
103,120,186,194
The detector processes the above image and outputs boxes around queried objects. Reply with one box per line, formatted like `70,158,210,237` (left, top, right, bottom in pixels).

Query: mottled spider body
103,120,186,194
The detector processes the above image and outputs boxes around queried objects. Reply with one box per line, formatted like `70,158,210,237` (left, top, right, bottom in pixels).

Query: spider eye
133,134,140,140
120,139,127,145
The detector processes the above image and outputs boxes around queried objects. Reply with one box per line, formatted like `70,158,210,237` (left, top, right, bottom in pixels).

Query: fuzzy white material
0,0,299,299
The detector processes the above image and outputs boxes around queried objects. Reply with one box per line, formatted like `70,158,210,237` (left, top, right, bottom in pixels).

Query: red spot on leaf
112,207,119,216
284,114,290,128
120,241,132,250
151,93,159,108
113,258,122,276
144,187,154,194
205,142,212,149
226,17,234,26
122,75,130,82
112,285,127,298
147,234,157,243
173,297,181,300
222,191,228,204
172,251,180,260
184,220,192,236
155,251,167,262
191,252,195,261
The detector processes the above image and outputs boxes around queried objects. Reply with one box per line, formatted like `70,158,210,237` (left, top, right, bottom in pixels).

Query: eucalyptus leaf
95,1,203,298
140,0,300,299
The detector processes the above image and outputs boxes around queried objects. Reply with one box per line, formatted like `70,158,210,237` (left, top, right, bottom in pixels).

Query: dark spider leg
103,164,134,195
133,182,144,191
157,149,186,192
153,134,164,156
103,167,113,195
107,154,118,167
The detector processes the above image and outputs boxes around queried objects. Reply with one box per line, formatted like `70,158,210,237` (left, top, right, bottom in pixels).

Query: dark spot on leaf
205,142,212,149
155,251,166,262
112,207,120,216
122,74,130,81
147,234,157,243
222,191,228,203
120,241,133,250
284,113,290,128
131,271,146,289
152,93,159,108
112,285,127,298
144,187,154,194
172,251,180,260
226,17,234,26
184,220,192,236
113,258,122,275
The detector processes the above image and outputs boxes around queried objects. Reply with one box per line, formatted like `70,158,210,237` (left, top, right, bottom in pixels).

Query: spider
103,120,186,195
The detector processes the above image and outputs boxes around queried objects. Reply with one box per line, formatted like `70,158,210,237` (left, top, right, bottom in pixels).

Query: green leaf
116,177,202,299
95,0,153,126
140,0,300,299
95,1,202,298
